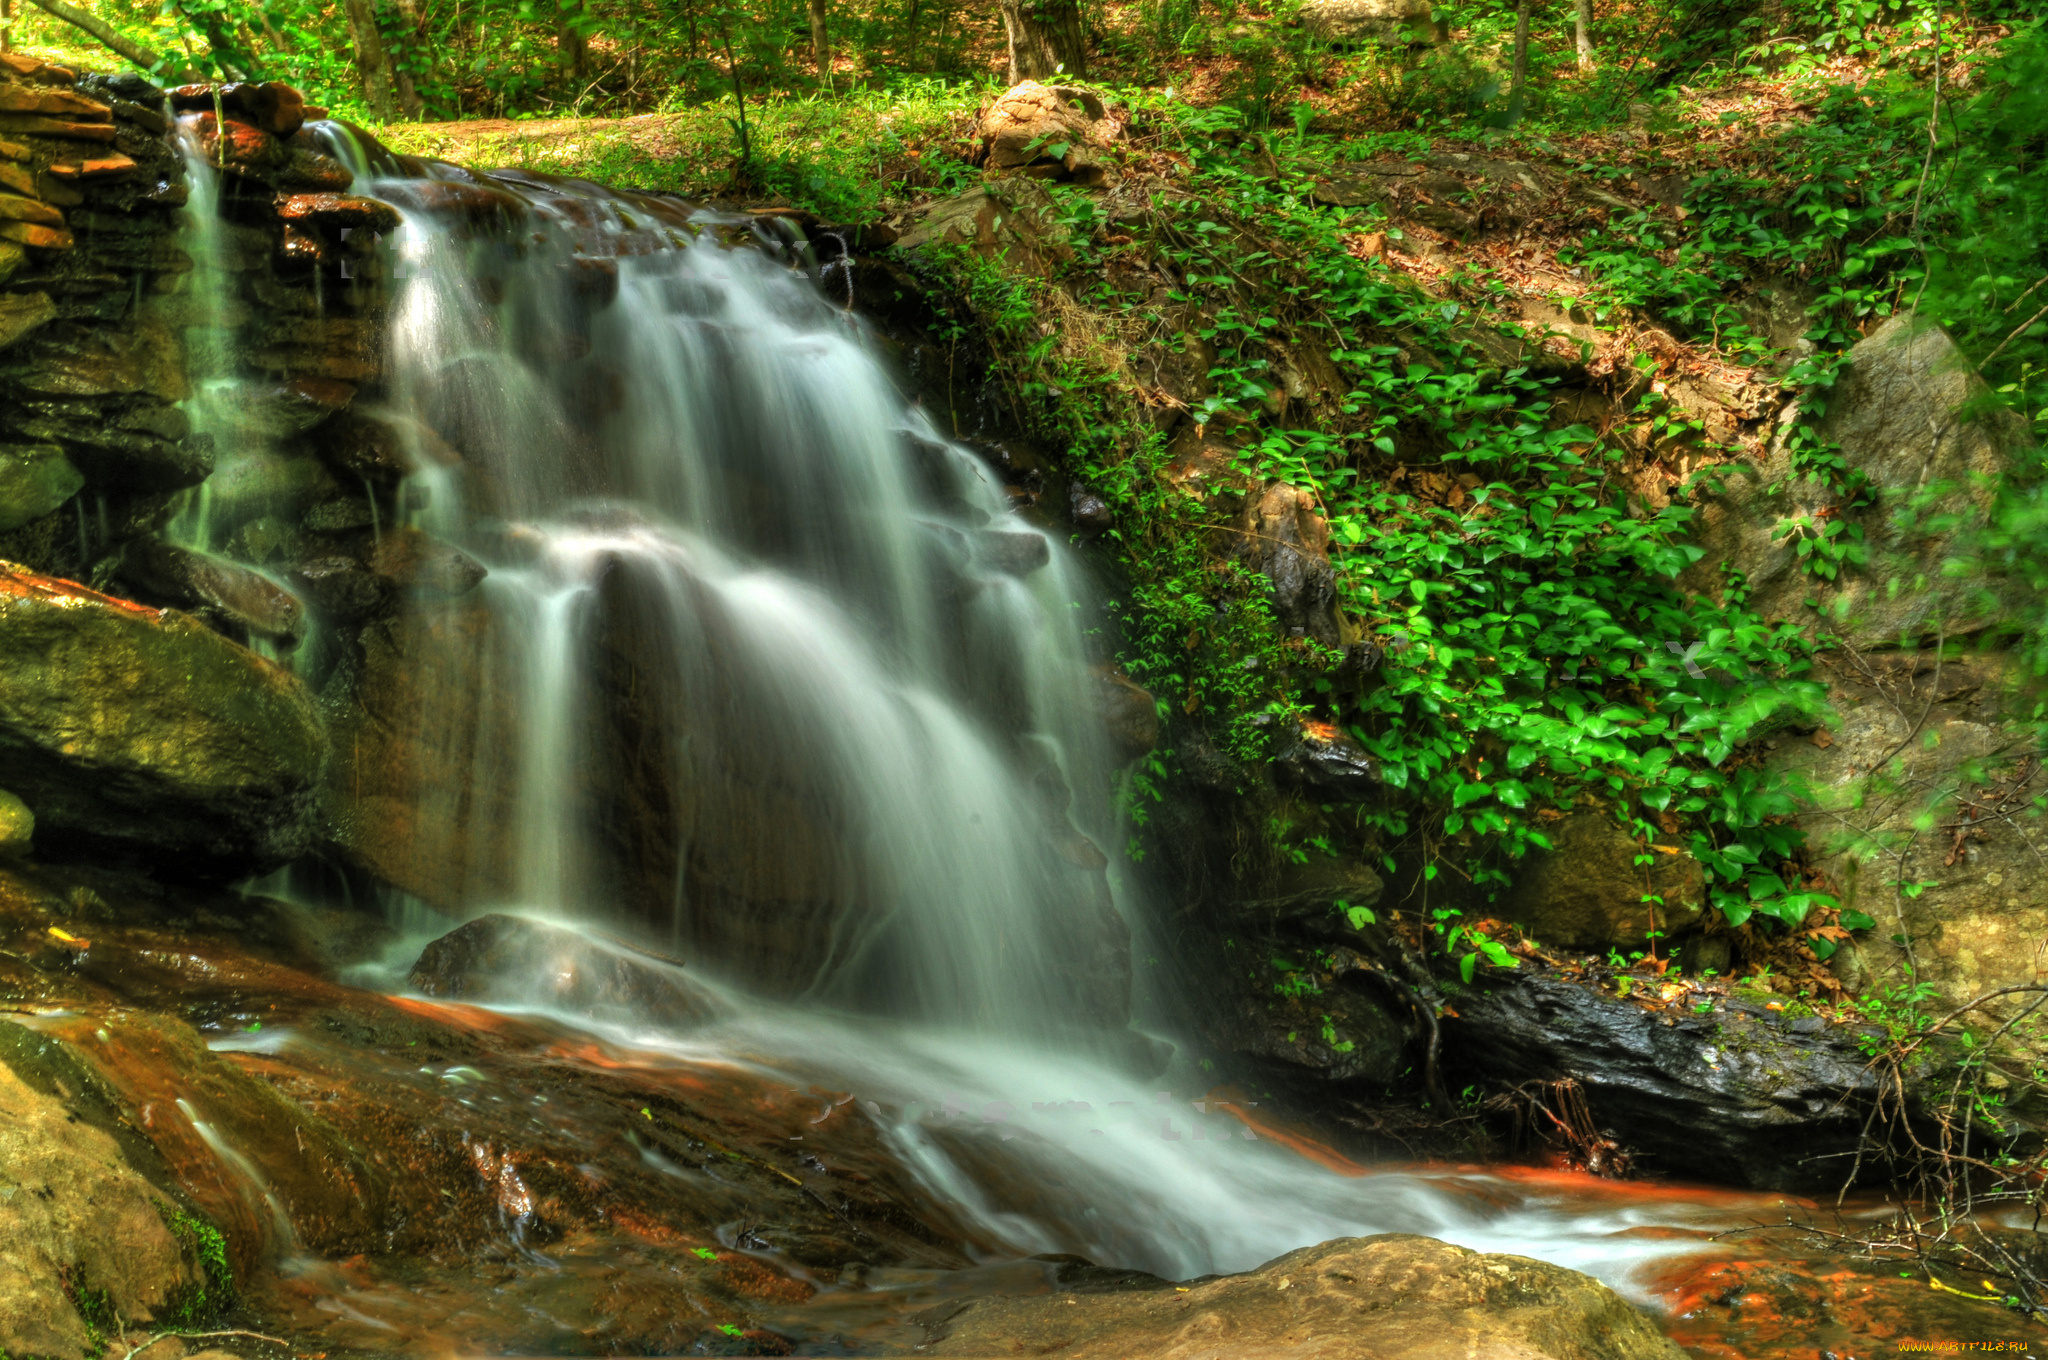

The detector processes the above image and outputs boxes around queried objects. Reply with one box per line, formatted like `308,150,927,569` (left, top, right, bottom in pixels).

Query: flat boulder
921,1234,1682,1358
0,563,327,874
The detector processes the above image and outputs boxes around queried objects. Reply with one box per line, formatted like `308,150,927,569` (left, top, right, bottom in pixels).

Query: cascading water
249,128,1776,1306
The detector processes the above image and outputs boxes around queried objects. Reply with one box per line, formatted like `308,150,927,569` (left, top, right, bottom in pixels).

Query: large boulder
1685,315,2032,650
977,82,1119,184
1441,971,1950,1191
1301,0,1444,44
1505,813,1705,952
1759,648,2045,1004
0,1054,204,1360
921,1234,1683,1359
409,913,726,1028
0,564,327,873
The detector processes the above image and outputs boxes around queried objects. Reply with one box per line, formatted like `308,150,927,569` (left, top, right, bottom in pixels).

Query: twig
1978,300,2048,374
123,1331,289,1360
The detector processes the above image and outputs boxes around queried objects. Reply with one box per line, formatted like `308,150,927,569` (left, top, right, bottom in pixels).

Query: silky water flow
215,132,1788,1308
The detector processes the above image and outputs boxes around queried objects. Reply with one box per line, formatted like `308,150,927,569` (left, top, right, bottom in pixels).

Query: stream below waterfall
119,117,2030,1358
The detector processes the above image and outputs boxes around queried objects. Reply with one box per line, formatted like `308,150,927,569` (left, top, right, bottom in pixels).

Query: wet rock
372,526,488,597
1236,481,1341,646
117,537,306,647
0,787,28,853
0,442,79,531
0,1054,202,1360
316,408,457,485
1441,971,1945,1191
1093,667,1158,759
978,82,1119,184
925,1234,1682,1359
1684,315,2030,648
185,112,286,180
286,554,388,621
972,528,1050,576
1068,480,1112,534
409,913,725,1028
274,190,399,235
1505,813,1704,951
1276,719,1378,798
0,564,327,874
9,399,212,492
0,289,54,349
168,81,305,138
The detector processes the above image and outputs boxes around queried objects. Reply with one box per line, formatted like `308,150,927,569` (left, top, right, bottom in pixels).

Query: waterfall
272,134,1744,1291
322,138,1136,1049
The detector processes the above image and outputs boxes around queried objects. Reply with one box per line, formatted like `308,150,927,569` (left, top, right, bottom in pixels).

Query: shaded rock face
1237,481,1341,647
1759,649,2045,1003
0,1053,202,1360
1506,813,1705,952
1685,315,2031,649
922,1234,1683,1359
0,565,326,874
1441,972,1943,1191
408,913,725,1028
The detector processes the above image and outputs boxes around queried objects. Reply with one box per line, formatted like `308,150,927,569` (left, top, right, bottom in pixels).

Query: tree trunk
341,0,402,122
1574,0,1594,71
807,0,831,87
998,0,1084,83
1505,0,1531,126
24,0,194,77
557,0,588,83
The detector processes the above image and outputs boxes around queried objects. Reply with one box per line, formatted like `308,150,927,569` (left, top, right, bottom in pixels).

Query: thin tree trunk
1505,0,1531,126
24,0,194,76
998,0,1084,83
341,0,402,122
807,0,831,88
557,0,588,83
1574,0,1594,71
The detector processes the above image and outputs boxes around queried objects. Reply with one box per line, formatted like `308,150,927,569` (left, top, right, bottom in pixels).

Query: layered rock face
0,566,325,872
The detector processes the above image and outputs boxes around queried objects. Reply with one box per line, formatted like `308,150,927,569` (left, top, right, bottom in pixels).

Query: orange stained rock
1202,1084,1368,1177
0,563,161,615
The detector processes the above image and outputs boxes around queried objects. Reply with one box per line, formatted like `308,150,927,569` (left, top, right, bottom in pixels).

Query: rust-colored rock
0,85,109,118
168,81,305,138
0,114,114,142
275,191,399,234
46,153,138,180
0,194,65,227
186,112,286,177
0,220,70,250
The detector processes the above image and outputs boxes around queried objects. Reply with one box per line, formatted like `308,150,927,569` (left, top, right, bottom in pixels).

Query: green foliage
154,1201,234,1329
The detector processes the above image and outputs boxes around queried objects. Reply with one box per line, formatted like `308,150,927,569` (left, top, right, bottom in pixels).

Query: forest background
8,0,2048,983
